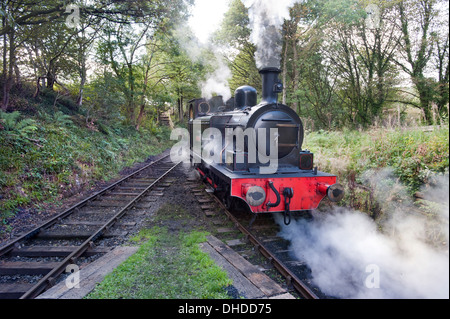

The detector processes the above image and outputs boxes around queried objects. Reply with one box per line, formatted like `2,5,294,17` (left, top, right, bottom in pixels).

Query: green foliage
38,111,74,127
366,128,449,192
0,111,38,139
305,126,450,198
0,109,173,228
214,0,251,48
213,0,260,93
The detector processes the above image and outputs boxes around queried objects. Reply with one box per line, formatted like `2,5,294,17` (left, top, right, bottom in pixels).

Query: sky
188,0,231,43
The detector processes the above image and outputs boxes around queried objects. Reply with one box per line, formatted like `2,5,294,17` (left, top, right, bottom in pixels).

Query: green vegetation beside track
86,205,233,300
305,126,449,219
0,109,173,233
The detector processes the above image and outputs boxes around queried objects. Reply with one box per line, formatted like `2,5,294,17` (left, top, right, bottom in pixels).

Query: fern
0,111,21,130
37,111,74,127
0,111,38,138
53,111,74,127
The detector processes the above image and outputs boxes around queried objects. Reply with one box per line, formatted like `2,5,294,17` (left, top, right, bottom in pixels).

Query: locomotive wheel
223,187,234,210
223,194,231,210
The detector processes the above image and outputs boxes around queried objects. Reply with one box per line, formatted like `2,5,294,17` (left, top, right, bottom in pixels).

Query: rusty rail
0,155,178,299
210,193,319,300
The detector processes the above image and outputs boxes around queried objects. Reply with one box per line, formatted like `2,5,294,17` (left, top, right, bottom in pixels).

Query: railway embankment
0,109,174,242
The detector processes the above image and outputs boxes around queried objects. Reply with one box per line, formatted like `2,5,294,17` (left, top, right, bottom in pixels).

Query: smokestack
259,67,283,104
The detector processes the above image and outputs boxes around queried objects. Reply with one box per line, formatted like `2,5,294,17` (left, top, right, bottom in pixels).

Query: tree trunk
77,57,87,107
46,65,56,90
135,104,145,131
2,30,15,111
178,88,184,122
127,63,136,123
77,75,86,107
282,41,288,105
292,39,300,113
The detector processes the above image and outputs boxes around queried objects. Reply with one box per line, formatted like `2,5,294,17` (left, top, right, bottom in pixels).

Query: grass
86,227,232,299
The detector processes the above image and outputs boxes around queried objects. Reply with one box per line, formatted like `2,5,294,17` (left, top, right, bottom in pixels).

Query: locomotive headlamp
273,82,283,94
318,183,345,202
299,151,314,170
243,185,267,207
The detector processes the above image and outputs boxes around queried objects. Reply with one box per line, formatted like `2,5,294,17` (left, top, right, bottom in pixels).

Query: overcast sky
188,0,230,43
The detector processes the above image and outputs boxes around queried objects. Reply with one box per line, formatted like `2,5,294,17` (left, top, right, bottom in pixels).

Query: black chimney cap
259,67,283,104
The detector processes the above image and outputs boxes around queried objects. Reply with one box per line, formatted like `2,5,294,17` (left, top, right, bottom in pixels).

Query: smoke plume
243,0,299,69
276,171,449,299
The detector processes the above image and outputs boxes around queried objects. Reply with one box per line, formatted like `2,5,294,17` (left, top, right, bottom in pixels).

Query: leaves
0,111,38,138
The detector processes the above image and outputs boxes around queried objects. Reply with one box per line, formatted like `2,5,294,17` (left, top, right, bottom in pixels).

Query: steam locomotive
188,67,344,225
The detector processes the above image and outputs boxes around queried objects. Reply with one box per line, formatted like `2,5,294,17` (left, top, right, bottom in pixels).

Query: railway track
192,183,321,300
0,155,179,299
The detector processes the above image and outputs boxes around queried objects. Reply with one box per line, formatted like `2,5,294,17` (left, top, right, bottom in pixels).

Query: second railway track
0,155,180,299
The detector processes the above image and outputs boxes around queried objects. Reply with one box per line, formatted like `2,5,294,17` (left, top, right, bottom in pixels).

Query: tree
162,43,204,123
395,0,442,124
95,0,190,127
281,0,402,128
282,2,314,111
1,0,191,111
98,21,153,123
1,0,71,110
214,0,260,93
433,22,449,119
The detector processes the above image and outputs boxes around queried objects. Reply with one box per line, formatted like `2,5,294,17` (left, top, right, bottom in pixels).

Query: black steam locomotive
188,67,343,225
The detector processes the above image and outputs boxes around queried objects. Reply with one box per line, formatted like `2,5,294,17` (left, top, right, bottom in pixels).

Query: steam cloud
243,0,299,69
174,26,232,101
179,0,302,99
201,54,232,101
276,170,449,299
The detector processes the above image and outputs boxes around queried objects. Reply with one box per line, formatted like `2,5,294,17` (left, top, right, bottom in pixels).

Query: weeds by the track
86,227,232,299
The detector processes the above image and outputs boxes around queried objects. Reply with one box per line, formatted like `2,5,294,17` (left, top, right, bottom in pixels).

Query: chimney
259,67,283,105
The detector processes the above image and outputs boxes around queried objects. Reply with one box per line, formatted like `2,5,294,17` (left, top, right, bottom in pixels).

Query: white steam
277,171,449,299
201,54,232,101
174,26,232,101
179,0,302,99
243,0,300,69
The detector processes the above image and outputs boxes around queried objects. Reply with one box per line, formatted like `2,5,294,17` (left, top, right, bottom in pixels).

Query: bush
305,126,449,214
